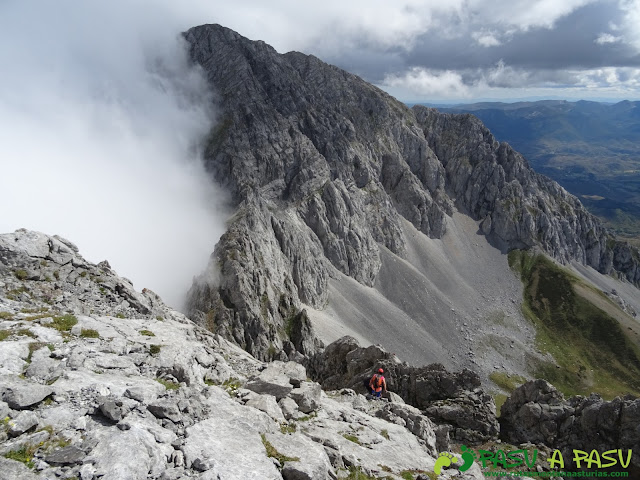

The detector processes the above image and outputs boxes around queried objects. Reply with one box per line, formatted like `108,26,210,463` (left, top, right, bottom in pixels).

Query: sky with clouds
210,0,640,102
0,0,637,307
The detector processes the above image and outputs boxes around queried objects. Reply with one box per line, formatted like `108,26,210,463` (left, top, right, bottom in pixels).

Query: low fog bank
0,1,228,309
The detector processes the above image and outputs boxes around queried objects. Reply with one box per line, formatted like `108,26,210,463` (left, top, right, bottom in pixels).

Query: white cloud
595,33,623,44
472,30,502,47
619,0,640,50
382,67,471,97
0,1,229,309
467,0,597,32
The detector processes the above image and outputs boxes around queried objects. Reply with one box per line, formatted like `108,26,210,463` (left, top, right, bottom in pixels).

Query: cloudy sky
211,0,640,102
0,0,637,307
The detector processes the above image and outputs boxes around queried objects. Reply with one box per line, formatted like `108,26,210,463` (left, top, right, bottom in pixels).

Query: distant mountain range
434,100,640,241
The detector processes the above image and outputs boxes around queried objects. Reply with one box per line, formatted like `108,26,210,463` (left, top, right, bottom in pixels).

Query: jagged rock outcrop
500,380,640,474
182,24,639,362
309,336,499,445
1,229,486,479
415,107,640,285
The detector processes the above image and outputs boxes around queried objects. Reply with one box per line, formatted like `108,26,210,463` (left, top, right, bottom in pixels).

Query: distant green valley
435,100,640,243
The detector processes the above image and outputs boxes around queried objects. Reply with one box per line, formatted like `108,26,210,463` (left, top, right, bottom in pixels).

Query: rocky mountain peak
183,24,640,365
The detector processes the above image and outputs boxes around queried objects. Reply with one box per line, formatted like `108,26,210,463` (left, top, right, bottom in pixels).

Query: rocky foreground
1,230,638,479
0,229,490,479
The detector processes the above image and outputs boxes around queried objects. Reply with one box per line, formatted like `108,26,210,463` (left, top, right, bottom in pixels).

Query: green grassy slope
509,250,640,399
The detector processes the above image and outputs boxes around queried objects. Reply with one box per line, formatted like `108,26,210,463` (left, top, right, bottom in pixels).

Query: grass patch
400,471,414,480
509,250,640,398
345,466,378,479
380,429,390,440
50,314,77,332
149,345,162,355
27,342,46,363
139,329,155,336
222,378,242,396
80,329,100,338
21,307,48,314
14,269,28,280
3,445,37,469
17,329,36,338
156,378,179,390
7,286,29,300
489,372,527,392
79,271,87,278
0,311,13,320
297,411,317,422
342,434,361,445
24,314,52,322
0,330,10,341
261,434,299,464
115,313,125,319
280,422,297,434
494,393,508,417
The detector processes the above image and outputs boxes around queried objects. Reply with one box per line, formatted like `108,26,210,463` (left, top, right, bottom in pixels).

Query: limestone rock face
183,24,453,360
1,229,485,479
310,336,499,445
415,107,640,285
500,380,640,474
182,24,639,362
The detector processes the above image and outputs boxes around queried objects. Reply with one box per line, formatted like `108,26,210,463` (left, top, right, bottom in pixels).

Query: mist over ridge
0,1,229,309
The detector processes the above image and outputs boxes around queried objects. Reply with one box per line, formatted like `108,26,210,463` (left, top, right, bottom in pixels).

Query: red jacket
369,374,386,392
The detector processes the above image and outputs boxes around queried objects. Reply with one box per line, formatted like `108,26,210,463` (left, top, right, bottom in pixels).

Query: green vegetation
50,314,77,332
509,250,640,398
490,372,527,392
222,378,242,396
17,328,36,338
139,329,155,336
400,471,414,480
80,329,100,338
156,378,180,390
493,393,508,417
0,330,10,341
27,342,46,363
53,270,59,280
24,314,52,322
279,422,297,434
79,271,87,278
115,313,125,319
342,434,362,445
380,429,390,440
345,466,378,479
149,345,162,355
7,286,29,300
261,434,299,464
21,307,48,314
3,445,37,469
14,269,28,280
296,412,317,422
0,311,13,320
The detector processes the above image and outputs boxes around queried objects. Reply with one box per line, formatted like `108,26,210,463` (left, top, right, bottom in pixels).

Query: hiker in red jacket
369,368,387,398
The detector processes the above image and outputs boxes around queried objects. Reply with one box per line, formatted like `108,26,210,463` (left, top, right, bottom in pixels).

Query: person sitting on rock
369,368,387,398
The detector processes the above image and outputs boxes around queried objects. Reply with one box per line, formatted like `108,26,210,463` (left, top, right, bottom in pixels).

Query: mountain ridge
182,24,640,370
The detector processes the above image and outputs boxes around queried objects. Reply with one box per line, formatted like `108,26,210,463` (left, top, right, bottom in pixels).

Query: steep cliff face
183,24,452,359
183,24,640,362
415,108,640,284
